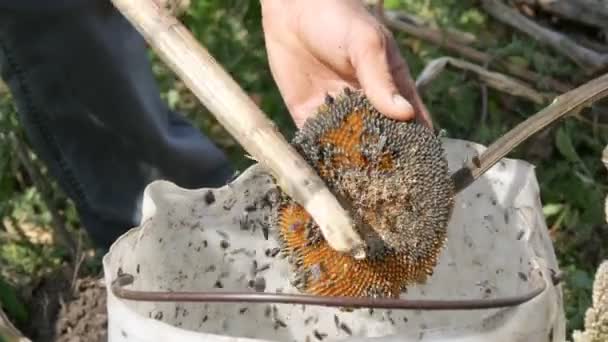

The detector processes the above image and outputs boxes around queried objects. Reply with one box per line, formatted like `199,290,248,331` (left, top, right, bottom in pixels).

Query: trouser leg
0,1,234,249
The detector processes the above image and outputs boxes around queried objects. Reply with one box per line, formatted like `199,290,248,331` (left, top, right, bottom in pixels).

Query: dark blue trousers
0,1,234,249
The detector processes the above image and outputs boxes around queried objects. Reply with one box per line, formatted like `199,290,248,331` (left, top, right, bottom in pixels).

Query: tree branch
451,73,608,192
515,0,608,30
482,0,608,73
379,7,572,93
416,57,552,104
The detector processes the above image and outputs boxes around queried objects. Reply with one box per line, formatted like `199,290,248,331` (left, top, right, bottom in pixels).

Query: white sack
103,138,566,342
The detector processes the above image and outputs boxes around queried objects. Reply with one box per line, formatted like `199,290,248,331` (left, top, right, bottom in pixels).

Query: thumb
350,29,415,121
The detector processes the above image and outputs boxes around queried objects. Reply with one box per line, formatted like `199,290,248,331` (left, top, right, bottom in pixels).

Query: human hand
260,0,432,129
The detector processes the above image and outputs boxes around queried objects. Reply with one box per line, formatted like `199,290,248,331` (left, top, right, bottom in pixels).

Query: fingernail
392,94,414,115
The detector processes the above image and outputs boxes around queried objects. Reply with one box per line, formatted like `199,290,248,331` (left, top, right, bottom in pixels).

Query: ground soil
23,269,108,342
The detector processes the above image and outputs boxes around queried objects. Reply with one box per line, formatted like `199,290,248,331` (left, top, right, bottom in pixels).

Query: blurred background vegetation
0,0,607,338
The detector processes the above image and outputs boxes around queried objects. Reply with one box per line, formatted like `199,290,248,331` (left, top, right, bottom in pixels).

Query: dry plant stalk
157,0,191,17
451,72,608,192
378,6,572,93
515,0,608,30
109,0,365,256
572,259,608,342
410,56,608,192
415,57,552,104
481,0,608,73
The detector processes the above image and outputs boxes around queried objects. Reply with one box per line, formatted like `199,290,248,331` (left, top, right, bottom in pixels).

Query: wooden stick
380,8,572,93
415,57,552,104
569,33,608,54
109,0,365,256
451,72,608,192
515,0,608,30
481,0,608,73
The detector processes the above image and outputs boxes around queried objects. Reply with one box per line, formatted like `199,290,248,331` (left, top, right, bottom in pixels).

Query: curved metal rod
111,271,561,310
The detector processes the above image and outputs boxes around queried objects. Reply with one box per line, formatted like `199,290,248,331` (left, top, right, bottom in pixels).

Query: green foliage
0,91,30,330
0,276,27,325
0,95,19,213
0,0,606,337
0,90,78,332
0,277,28,323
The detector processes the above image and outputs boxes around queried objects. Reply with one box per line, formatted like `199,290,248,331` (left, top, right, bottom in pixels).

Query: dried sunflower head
273,88,454,298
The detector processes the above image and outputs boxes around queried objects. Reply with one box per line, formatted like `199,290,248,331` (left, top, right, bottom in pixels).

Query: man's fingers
391,61,434,128
350,26,415,121
386,36,434,129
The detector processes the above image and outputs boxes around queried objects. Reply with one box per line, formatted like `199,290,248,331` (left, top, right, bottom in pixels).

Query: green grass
1,0,607,338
